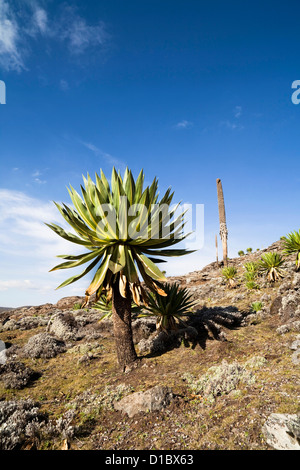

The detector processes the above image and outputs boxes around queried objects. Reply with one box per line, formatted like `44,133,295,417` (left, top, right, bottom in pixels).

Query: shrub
244,261,258,273
281,229,300,271
258,252,286,282
251,301,263,312
246,281,260,290
138,283,195,333
222,266,238,288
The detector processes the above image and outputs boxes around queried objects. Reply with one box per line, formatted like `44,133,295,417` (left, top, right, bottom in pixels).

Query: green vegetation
93,295,142,320
251,302,263,312
246,281,260,290
258,252,286,282
246,248,253,254
72,303,82,310
244,262,259,273
281,229,300,271
243,261,260,287
138,283,195,332
222,266,238,288
238,250,245,256
46,167,193,367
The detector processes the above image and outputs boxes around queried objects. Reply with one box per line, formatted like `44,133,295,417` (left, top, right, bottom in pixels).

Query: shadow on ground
143,305,249,359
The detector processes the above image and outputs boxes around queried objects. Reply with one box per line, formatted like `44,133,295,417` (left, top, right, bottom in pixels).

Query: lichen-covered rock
47,312,79,341
279,291,300,322
292,272,300,289
0,315,50,332
0,400,76,450
269,296,283,316
132,318,156,343
22,333,66,359
0,341,6,365
137,326,198,355
276,320,300,335
114,385,173,417
0,360,38,389
0,400,47,450
262,413,300,450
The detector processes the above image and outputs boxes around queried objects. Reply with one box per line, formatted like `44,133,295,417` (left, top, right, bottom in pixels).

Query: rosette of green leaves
258,252,285,282
282,230,300,271
47,167,193,305
138,283,195,332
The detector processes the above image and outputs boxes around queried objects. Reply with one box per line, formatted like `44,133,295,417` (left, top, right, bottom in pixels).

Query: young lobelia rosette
46,167,194,367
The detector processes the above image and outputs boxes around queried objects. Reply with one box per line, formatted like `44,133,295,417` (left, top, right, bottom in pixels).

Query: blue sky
1,0,300,307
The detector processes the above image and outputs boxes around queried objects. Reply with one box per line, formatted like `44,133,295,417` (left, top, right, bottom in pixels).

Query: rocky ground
0,240,299,450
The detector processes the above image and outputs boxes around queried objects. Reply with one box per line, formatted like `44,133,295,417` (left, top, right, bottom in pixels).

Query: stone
131,318,156,343
290,335,300,350
47,312,79,341
22,333,66,359
55,296,84,310
0,350,6,365
276,321,300,335
291,350,300,365
279,291,300,322
114,385,173,417
262,413,300,450
269,296,282,316
292,273,300,289
0,400,47,450
137,326,198,356
0,360,38,389
0,341,6,364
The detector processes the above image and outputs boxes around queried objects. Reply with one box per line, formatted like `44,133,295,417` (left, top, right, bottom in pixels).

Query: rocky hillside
0,239,299,450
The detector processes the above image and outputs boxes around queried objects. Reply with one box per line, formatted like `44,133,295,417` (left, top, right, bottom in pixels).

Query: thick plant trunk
112,280,137,369
216,178,228,266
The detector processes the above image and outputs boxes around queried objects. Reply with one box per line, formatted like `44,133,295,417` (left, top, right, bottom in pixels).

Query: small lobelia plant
258,252,286,282
281,229,300,271
222,266,238,288
246,280,260,290
244,271,256,282
244,261,258,273
138,283,195,333
251,301,263,313
238,250,245,256
246,247,253,254
243,261,259,282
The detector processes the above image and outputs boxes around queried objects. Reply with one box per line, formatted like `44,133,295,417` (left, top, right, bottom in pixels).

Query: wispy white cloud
220,120,244,131
59,79,69,91
32,168,47,184
80,140,126,171
234,105,242,118
59,6,108,55
0,279,37,292
0,0,26,72
0,1,109,73
174,120,193,129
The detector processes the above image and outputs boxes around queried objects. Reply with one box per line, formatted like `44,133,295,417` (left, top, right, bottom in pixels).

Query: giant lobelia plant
47,167,193,368
282,230,300,271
